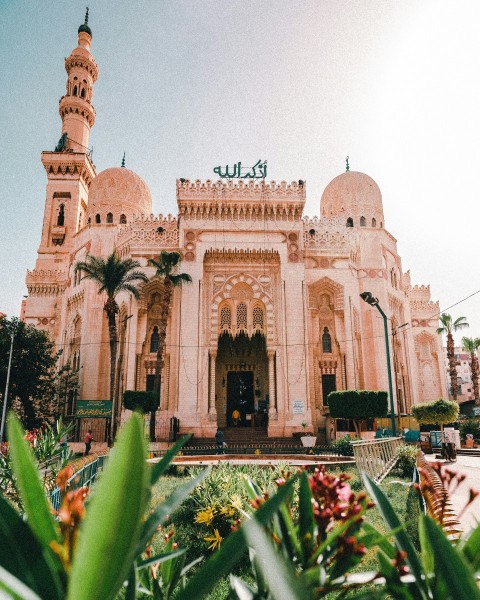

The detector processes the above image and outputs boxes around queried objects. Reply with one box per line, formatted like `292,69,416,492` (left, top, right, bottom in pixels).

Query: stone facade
22,19,447,440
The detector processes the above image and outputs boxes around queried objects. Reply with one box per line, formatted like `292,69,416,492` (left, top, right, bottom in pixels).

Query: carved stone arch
138,278,165,313
210,273,274,347
308,276,344,312
414,331,436,357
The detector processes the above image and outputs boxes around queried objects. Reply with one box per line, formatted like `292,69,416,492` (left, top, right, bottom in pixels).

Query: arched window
322,327,332,353
119,214,127,224
360,216,366,227
80,88,86,99
150,326,160,353
57,204,65,226
220,306,232,330
95,214,101,224
253,305,264,330
372,217,376,227
346,217,353,227
73,85,77,96
237,303,247,329
107,212,113,224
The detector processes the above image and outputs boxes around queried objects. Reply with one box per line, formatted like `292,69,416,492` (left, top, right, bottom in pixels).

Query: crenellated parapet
26,268,68,296
177,179,305,221
303,216,358,255
115,214,179,255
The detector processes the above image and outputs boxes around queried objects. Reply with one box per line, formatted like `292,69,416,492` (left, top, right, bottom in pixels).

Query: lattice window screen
220,306,232,329
253,306,264,329
237,303,247,328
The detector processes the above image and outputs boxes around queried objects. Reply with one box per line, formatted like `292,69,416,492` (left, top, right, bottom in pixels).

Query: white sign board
292,400,305,414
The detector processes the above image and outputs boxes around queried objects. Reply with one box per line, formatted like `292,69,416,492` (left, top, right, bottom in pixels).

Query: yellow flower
230,494,243,511
220,505,235,517
204,528,222,550
195,506,215,525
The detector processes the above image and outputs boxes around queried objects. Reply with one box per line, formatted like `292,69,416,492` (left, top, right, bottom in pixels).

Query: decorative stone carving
303,216,358,255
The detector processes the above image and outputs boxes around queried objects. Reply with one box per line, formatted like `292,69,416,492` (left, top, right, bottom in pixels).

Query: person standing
84,430,93,456
215,428,224,455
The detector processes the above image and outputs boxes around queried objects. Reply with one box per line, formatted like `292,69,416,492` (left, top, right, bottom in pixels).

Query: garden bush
331,434,358,456
459,417,480,442
395,443,418,477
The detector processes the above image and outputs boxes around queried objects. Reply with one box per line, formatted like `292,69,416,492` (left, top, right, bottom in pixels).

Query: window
360,216,366,227
119,214,126,224
237,303,247,329
322,327,332,353
346,217,353,227
107,212,113,224
372,217,376,227
150,326,159,353
95,214,101,224
146,374,155,392
253,306,264,330
220,306,232,330
57,204,65,226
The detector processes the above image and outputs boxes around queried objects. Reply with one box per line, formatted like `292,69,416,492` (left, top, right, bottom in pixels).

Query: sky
1,0,479,345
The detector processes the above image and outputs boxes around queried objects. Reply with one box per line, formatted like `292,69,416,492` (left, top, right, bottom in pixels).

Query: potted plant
300,421,317,448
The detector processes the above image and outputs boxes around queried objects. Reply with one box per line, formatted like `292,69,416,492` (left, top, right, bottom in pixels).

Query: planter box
301,435,317,448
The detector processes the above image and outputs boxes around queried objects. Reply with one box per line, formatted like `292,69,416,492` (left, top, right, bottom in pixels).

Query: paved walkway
425,454,480,535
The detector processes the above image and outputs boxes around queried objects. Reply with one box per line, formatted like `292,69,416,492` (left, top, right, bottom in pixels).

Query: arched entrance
215,332,268,427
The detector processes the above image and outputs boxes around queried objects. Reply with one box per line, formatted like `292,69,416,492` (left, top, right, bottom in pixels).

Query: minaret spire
121,152,126,168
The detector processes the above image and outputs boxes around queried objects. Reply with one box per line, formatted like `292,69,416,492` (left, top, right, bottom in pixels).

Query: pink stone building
22,17,447,441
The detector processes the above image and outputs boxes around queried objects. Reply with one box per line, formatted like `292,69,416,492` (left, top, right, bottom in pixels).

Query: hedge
123,390,159,413
327,390,389,419
411,398,459,426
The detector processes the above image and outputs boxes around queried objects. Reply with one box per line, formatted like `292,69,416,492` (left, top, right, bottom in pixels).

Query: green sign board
76,400,112,418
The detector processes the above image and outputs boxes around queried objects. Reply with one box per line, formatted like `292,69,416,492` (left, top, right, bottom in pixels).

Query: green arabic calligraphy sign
76,400,112,418
213,160,267,179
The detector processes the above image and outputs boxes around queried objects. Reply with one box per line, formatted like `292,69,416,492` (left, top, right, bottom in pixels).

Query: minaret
37,10,98,254
24,12,98,335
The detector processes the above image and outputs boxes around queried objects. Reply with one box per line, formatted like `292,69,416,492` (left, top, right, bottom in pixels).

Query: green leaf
67,413,149,600
422,515,480,600
0,493,64,599
138,467,210,553
460,520,480,570
7,414,59,549
150,435,191,485
124,566,136,600
137,549,186,570
417,515,434,580
363,473,428,598
242,519,308,600
0,566,43,600
174,474,297,600
298,471,315,565
230,575,257,600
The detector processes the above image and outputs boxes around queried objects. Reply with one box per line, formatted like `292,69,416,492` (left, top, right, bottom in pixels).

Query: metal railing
49,454,108,512
351,437,403,483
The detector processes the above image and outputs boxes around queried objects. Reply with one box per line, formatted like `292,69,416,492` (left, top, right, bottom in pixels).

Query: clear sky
1,1,479,345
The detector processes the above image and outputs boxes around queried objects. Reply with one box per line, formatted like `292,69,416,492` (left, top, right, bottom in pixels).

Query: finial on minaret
346,156,350,172
121,152,126,168
78,7,92,36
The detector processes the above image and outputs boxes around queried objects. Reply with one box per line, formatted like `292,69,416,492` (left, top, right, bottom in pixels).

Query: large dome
320,171,384,228
87,167,152,225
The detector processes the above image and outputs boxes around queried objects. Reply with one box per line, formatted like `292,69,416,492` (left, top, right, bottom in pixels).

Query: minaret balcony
51,226,66,246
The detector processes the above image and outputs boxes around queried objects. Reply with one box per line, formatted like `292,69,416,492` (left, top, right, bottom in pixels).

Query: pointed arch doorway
216,332,268,428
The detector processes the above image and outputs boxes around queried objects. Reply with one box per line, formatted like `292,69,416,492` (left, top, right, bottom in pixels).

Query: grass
145,463,414,599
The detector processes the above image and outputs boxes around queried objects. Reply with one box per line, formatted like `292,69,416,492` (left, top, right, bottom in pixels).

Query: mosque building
22,15,447,441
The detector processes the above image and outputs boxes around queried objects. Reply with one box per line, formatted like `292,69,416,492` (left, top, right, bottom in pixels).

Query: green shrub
328,390,388,434
331,434,358,456
459,417,480,442
123,390,158,413
395,444,418,477
412,398,459,426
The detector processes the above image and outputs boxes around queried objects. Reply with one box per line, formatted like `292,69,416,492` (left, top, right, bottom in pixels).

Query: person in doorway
84,430,93,456
215,428,224,454
232,408,241,426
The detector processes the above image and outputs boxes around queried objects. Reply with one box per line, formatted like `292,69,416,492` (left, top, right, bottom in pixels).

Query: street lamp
360,292,396,436
0,323,16,442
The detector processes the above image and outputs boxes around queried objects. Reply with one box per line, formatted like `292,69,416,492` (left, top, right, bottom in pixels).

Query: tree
461,336,480,406
75,253,148,440
327,390,388,436
53,361,80,419
412,398,459,433
436,313,469,402
148,251,192,441
0,316,57,430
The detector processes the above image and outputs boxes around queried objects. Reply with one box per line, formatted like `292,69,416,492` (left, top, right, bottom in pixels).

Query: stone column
209,350,217,417
268,349,277,419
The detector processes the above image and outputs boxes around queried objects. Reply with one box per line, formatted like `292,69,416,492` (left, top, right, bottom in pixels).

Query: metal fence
49,454,108,512
351,437,403,483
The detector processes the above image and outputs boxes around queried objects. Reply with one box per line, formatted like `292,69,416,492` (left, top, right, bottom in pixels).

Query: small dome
320,171,384,228
87,167,152,225
78,22,92,36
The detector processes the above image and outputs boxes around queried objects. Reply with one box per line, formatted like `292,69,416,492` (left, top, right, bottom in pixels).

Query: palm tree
75,253,148,440
461,336,480,405
436,313,469,401
148,251,192,441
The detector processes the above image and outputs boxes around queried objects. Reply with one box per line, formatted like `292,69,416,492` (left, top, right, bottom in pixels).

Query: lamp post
360,292,396,436
0,324,15,442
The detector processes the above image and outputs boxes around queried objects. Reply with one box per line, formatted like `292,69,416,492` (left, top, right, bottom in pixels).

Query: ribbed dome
320,171,384,228
87,167,152,225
